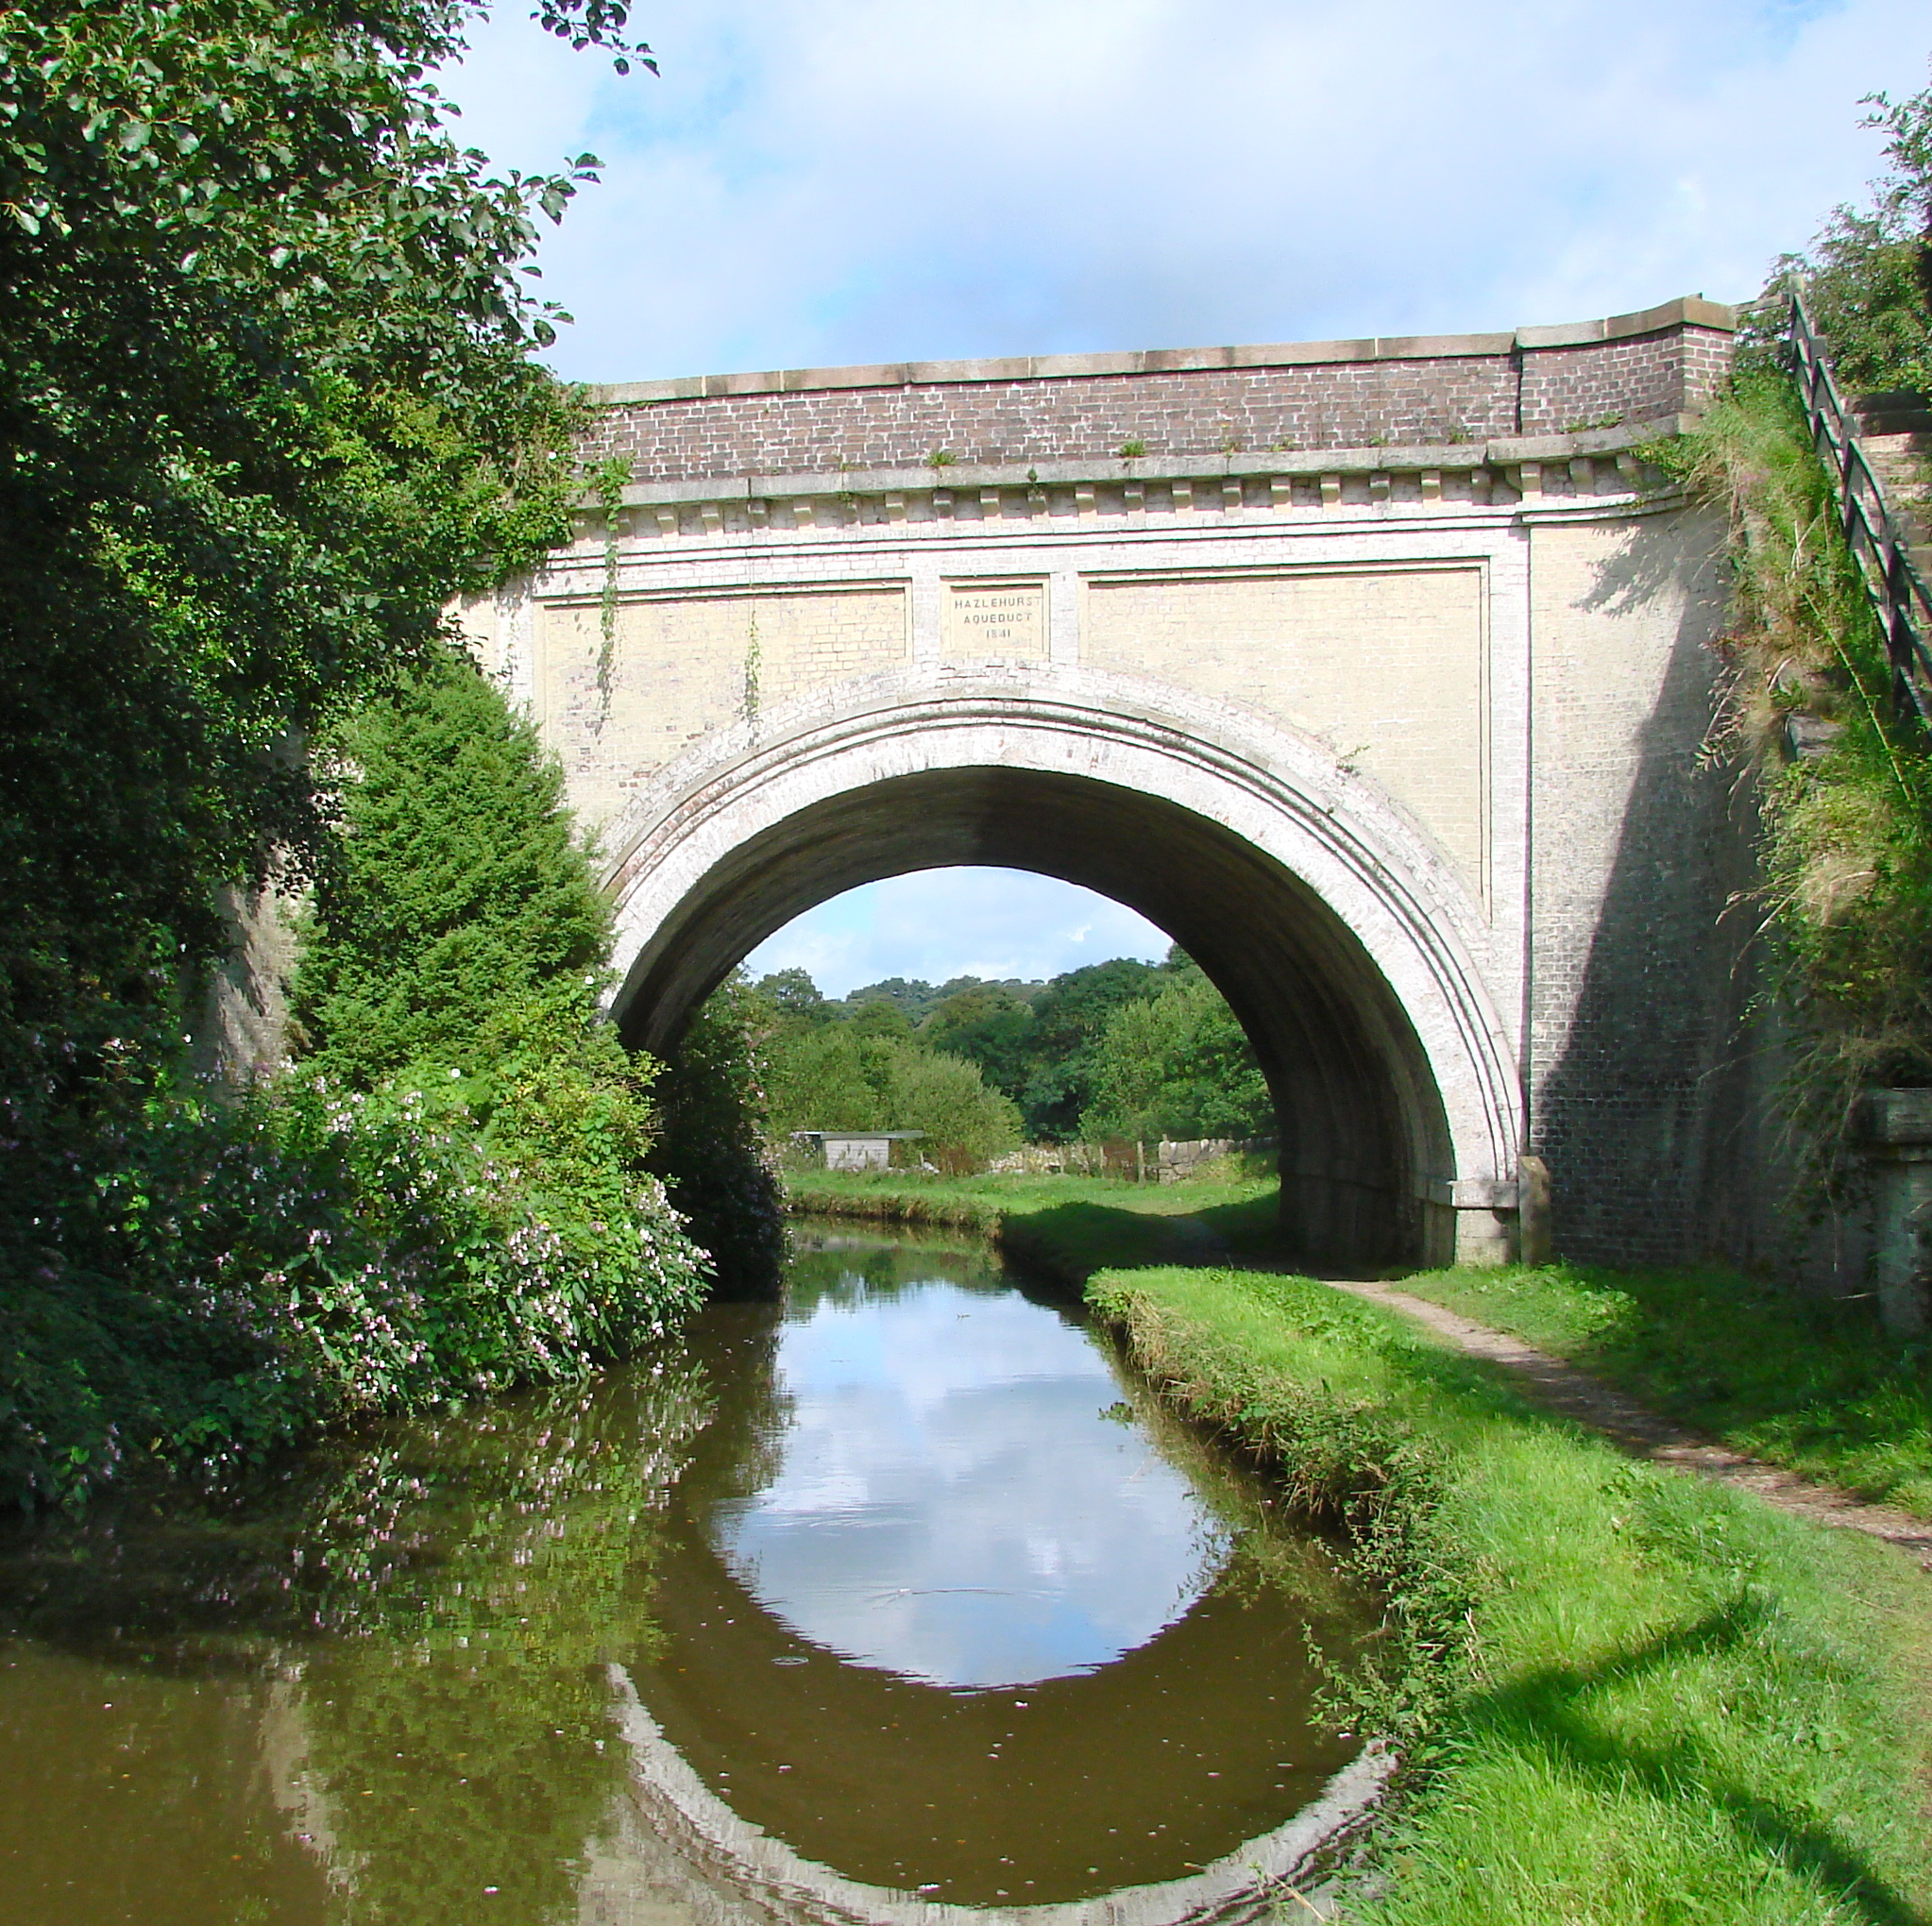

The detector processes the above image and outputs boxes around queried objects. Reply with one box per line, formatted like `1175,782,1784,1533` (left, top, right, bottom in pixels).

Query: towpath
1317,1276,1932,1567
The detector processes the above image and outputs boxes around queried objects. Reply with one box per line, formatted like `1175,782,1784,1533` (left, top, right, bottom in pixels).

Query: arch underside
615,762,1480,1270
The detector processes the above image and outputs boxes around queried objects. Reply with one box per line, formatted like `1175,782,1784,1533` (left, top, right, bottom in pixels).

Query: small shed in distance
791,1129,926,1172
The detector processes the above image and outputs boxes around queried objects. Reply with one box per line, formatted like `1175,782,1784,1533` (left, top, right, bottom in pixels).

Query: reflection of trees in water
0,1355,718,1926
783,1232,1007,1313
0,1240,1376,1925
670,1299,788,1510
289,1363,715,1924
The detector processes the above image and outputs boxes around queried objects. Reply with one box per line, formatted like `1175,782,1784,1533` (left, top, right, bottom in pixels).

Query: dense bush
1,1073,707,1509
761,1019,1022,1174
0,650,725,1510
293,648,714,1318
1084,973,1274,1142
0,0,667,1505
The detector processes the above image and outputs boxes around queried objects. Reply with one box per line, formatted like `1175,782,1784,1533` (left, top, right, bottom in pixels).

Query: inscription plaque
942,579,1047,659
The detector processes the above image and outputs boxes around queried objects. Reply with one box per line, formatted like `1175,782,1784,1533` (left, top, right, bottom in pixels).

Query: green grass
1091,1264,1932,1926
791,1175,1932,1517
1390,1261,1932,1520
784,1169,1279,1287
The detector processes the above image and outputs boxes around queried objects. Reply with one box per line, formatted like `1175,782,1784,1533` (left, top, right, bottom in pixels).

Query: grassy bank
783,1169,1278,1287
1389,1261,1932,1520
1092,1264,1932,1925
791,1175,1932,1520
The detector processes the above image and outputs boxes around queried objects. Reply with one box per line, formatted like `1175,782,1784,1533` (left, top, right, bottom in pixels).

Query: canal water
0,1227,1376,1925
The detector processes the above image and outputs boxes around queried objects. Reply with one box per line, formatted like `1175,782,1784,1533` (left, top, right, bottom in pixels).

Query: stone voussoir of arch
600,664,1523,1267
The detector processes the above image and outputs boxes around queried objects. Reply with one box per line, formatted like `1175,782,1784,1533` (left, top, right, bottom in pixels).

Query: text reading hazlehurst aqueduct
461,296,1755,1274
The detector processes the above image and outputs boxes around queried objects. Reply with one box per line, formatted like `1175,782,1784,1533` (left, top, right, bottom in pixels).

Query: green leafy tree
296,650,611,1086
754,967,832,1025
920,983,1039,1101
1775,69,1932,392
1019,955,1174,1138
882,1046,1023,1174
0,0,639,1158
0,0,727,1506
764,1024,889,1134
762,1022,1020,1174
1085,975,1274,1144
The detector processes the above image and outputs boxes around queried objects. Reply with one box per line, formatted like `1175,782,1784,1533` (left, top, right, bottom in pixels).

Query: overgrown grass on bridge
1091,1263,1932,1926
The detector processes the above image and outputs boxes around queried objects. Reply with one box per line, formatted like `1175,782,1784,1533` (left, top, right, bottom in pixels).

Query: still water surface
0,1227,1372,1923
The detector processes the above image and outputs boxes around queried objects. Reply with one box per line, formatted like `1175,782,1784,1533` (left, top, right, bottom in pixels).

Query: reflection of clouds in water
713,1278,1228,1688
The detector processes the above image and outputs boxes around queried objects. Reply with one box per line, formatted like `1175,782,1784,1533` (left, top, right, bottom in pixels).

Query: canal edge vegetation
1,648,737,1511
0,0,792,1510
1088,1264,1932,1925
800,1174,1932,1918
787,1171,1932,1520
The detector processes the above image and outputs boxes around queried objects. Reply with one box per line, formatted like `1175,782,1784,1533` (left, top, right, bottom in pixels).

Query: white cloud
739,869,1174,996
716,1276,1225,1687
445,0,1930,385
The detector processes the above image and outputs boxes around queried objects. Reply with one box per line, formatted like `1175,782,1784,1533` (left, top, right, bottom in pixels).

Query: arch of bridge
599,666,1519,1267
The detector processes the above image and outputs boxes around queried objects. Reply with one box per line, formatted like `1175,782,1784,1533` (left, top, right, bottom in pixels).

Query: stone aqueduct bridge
463,296,1746,1273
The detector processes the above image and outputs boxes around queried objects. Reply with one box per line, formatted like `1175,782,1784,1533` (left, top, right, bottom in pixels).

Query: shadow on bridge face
612,766,1454,1273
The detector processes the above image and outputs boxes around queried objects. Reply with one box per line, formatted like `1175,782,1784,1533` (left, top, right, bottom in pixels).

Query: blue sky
447,0,1927,386
444,2,1928,989
717,1276,1222,1686
740,870,1172,998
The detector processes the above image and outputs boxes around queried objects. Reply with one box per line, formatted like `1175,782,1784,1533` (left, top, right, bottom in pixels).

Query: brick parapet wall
582,298,1737,483
1517,326,1735,436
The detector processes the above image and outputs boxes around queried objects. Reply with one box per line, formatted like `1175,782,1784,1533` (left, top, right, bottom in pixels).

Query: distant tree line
746,948,1274,1168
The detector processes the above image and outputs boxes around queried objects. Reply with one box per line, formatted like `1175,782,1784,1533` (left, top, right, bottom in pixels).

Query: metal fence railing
1787,291,1932,729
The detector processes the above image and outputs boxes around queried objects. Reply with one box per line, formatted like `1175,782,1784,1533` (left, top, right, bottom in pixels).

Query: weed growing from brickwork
587,455,630,728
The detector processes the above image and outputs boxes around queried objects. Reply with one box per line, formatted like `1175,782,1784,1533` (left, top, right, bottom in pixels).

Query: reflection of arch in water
591,1665,1394,1926
602,667,1520,1268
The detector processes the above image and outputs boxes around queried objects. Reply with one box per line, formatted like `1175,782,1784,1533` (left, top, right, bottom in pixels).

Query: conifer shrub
292,646,713,1318
1084,972,1274,1143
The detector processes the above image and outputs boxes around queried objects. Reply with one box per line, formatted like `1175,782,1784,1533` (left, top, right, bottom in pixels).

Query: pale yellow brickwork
535,585,909,828
1081,566,1487,893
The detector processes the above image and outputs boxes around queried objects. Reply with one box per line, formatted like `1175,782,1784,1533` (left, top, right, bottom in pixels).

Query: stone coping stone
1861,1088,1932,1147
602,414,1693,510
588,298,1738,407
